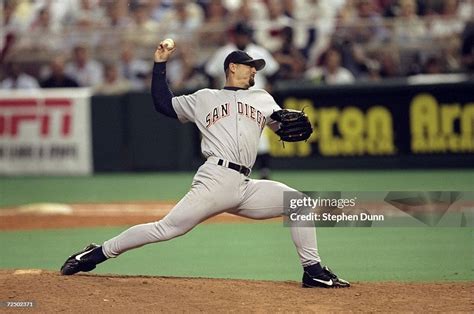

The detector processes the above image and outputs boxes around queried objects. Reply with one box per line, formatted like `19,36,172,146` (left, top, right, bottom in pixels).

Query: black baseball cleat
60,243,101,276
302,266,350,288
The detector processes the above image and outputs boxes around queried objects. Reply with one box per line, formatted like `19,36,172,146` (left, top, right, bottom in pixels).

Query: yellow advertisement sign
269,98,396,157
410,94,474,153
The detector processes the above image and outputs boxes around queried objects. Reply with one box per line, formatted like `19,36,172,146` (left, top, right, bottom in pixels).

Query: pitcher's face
235,63,257,88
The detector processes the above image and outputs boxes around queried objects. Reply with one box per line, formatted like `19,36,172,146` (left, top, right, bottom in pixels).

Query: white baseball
162,38,175,50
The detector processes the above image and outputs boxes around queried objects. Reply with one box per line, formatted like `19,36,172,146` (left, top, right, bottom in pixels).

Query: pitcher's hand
154,40,176,62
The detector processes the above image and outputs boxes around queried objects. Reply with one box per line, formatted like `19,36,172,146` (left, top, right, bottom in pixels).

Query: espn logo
0,98,72,137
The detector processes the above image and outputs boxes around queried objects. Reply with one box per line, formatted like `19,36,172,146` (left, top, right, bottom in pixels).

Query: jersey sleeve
172,93,198,123
265,93,283,132
260,89,281,131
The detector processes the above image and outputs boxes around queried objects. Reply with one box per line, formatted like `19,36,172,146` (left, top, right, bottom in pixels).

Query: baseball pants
102,157,321,267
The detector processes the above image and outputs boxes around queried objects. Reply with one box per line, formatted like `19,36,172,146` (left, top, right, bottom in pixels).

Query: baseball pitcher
60,40,350,289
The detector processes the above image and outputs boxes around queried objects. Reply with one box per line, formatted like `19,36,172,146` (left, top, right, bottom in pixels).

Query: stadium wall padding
91,81,474,172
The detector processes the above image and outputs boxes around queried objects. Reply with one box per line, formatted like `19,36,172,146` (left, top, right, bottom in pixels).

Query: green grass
0,173,193,206
1,170,472,282
0,224,472,282
1,170,473,207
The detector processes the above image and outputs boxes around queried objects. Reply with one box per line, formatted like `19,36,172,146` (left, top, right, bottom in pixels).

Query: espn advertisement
0,89,92,175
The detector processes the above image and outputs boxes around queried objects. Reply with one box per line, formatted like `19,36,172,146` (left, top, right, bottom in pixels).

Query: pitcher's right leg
102,163,242,258
61,187,222,276
103,184,229,258
60,163,242,275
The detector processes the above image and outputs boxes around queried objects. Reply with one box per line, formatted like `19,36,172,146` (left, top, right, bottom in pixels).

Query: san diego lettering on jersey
205,102,266,130
238,102,266,130
205,103,230,128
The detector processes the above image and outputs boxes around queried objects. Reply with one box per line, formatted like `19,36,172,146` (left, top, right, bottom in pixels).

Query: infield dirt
1,270,473,312
0,201,273,230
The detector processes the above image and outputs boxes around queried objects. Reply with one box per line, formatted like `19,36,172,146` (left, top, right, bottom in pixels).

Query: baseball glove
271,109,313,142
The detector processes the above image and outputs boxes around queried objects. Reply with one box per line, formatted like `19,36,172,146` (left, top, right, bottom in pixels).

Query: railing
1,16,472,85
4,16,470,61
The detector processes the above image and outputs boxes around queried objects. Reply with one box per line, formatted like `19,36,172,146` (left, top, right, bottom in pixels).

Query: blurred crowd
1,0,473,94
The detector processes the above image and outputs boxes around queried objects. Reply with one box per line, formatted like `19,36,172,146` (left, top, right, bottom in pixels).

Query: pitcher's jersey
172,88,280,168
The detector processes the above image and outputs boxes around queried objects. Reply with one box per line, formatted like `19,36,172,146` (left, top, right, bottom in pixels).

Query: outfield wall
1,80,473,174
91,80,474,172
269,79,474,169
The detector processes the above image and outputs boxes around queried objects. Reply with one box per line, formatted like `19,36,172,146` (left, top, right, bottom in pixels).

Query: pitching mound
1,270,472,312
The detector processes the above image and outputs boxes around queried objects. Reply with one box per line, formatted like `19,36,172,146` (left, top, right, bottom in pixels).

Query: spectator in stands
305,47,355,84
343,43,378,79
378,49,401,78
200,0,229,46
205,0,229,24
5,0,34,31
65,45,103,87
124,2,160,46
354,0,390,43
104,1,133,28
90,2,132,54
29,6,58,33
167,43,209,90
304,0,343,69
162,0,204,33
149,0,174,23
461,21,474,71
41,55,79,88
94,63,132,95
281,0,295,17
1,0,24,63
118,44,151,91
443,37,462,73
27,5,63,51
405,52,423,76
365,57,382,81
422,55,443,74
69,0,106,28
273,26,306,80
458,0,474,21
393,0,427,43
429,0,465,39
379,0,398,17
0,62,40,89
255,0,293,53
230,0,267,24
205,21,279,89
337,0,359,25
292,0,338,21
3,0,23,31
29,0,78,30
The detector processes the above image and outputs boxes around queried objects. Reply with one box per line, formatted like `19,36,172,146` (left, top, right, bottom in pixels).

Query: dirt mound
1,270,472,312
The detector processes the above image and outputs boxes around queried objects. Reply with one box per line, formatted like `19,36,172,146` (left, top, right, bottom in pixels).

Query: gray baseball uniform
102,77,321,268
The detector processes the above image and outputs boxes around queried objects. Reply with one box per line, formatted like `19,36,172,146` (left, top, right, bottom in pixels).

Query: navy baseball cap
224,50,266,72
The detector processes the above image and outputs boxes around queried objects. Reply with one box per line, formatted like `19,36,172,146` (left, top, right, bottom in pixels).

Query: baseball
162,38,175,50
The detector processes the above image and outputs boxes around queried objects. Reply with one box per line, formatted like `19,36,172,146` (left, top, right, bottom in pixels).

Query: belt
217,159,251,176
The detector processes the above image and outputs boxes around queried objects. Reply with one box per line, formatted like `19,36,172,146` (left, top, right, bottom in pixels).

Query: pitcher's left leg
234,179,321,266
234,179,350,288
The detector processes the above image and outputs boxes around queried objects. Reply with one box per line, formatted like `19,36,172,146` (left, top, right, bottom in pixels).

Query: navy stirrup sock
304,262,323,276
87,246,108,264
